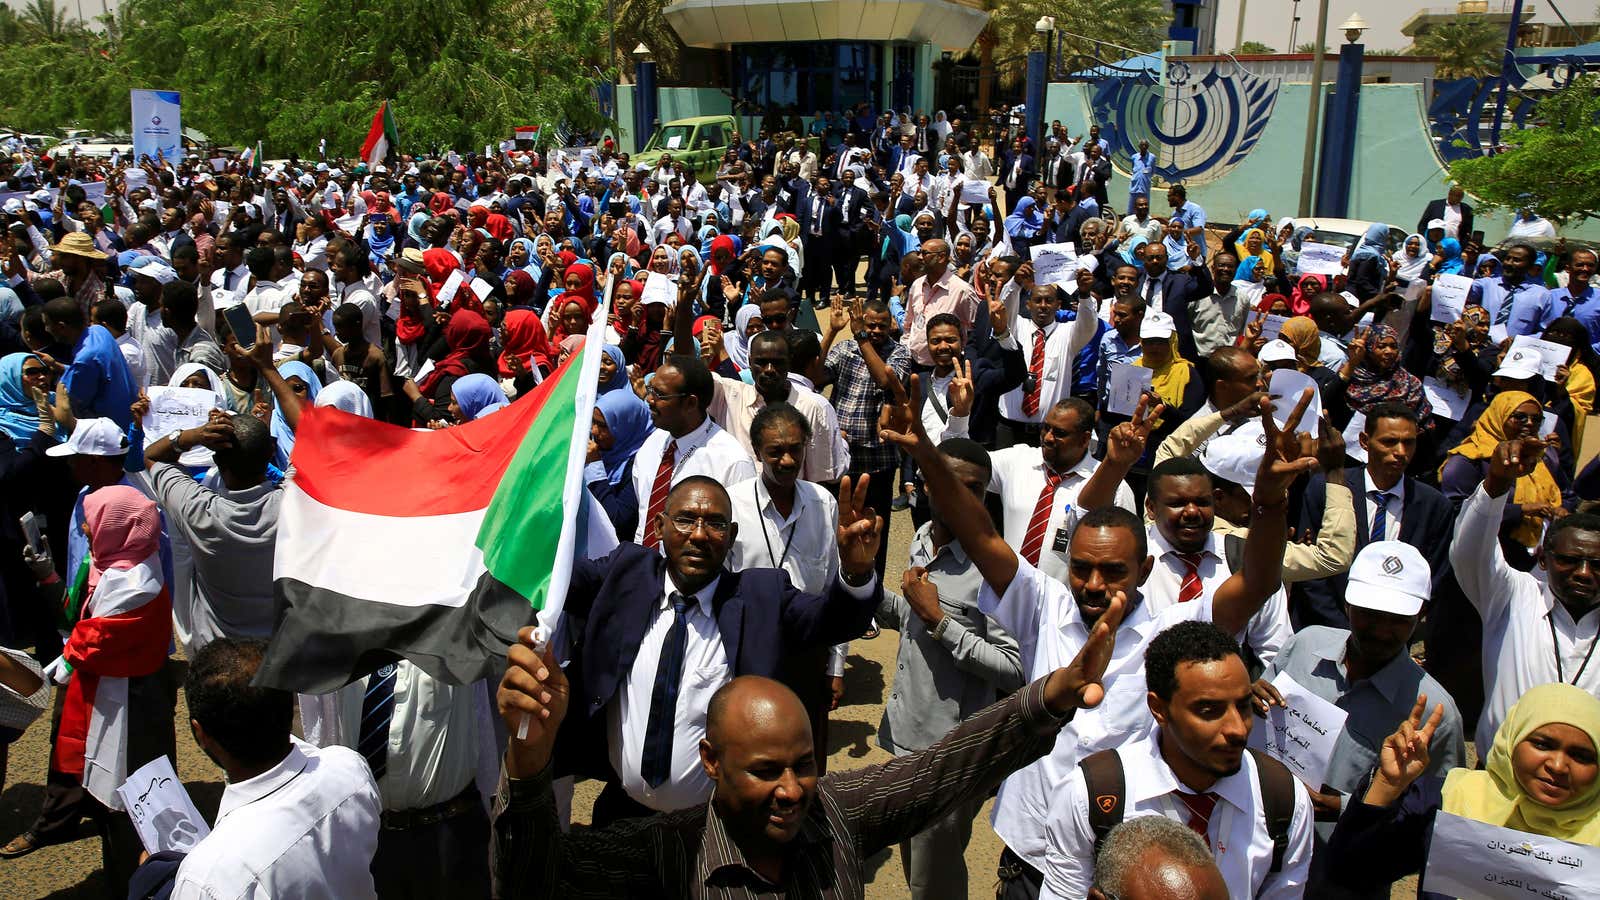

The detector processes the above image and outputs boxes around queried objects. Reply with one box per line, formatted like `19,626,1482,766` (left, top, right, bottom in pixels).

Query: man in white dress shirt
331,242,386,347
996,284,1100,447
166,639,380,900
630,354,757,547
990,397,1136,586
1143,456,1294,669
877,380,1320,900
1040,622,1313,899
725,403,850,764
1450,435,1600,753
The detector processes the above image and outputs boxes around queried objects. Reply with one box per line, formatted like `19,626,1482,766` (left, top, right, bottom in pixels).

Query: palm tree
1238,41,1276,54
1415,20,1504,80
18,0,75,40
610,0,684,79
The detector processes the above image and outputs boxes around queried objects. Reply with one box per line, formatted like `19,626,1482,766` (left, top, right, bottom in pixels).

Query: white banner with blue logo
130,90,182,165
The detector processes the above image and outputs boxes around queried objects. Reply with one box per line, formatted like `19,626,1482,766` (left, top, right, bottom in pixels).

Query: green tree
1296,43,1330,54
1448,76,1600,226
18,0,75,39
1415,20,1503,80
608,0,687,80
974,0,1168,111
1237,41,1275,54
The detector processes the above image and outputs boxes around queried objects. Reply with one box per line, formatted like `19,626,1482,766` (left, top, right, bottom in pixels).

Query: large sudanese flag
256,336,610,694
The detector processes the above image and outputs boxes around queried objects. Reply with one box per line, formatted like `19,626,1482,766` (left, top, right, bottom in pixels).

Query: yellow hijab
1278,316,1322,371
1137,335,1193,417
1567,362,1594,449
1234,228,1277,278
1443,683,1600,844
1441,390,1563,548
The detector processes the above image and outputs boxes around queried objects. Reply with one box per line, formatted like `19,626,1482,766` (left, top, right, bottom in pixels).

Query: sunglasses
21,367,47,377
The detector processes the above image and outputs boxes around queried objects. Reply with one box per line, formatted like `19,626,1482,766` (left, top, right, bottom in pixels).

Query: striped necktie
357,663,398,780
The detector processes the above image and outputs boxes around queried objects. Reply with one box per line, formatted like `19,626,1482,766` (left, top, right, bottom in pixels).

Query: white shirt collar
1362,469,1406,504
217,738,311,822
1130,732,1255,813
1148,525,1219,561
661,572,720,617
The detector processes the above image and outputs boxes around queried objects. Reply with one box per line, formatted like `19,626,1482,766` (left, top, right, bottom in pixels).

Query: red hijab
505,269,538,307
418,309,492,396
499,309,553,377
549,263,598,344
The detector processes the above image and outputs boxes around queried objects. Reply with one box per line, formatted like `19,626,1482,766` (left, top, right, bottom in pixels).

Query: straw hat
49,231,108,260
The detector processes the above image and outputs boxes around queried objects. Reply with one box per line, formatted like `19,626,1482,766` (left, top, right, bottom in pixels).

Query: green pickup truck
634,115,819,182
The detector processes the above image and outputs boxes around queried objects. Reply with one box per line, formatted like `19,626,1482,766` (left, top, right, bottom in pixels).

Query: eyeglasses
763,315,789,327
666,514,731,536
645,386,687,402
20,367,46,377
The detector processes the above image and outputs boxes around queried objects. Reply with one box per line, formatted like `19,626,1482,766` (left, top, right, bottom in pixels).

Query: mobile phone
224,304,258,350
19,512,43,554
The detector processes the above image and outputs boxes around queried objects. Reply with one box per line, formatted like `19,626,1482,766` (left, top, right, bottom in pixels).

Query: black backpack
1078,746,1297,873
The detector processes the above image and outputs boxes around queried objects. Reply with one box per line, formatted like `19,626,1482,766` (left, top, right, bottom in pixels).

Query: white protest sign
1297,242,1346,276
1342,411,1368,464
1422,376,1471,421
210,200,231,228
436,269,466,306
1543,410,1560,440
665,134,682,150
1258,312,1289,342
117,756,210,854
959,179,991,206
1106,363,1153,417
1431,273,1473,324
1267,369,1321,435
1510,335,1572,381
141,386,221,437
469,277,494,303
1030,242,1080,288
641,271,678,308
1423,810,1600,900
1246,672,1349,788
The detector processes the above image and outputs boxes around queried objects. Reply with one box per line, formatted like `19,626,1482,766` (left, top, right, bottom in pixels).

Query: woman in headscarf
405,309,494,425
1162,218,1195,271
868,213,918,305
314,381,374,419
932,110,952,145
507,237,542,283
448,373,510,422
701,235,745,318
1233,227,1278,283
1346,223,1391,301
621,289,671,374
1280,225,1316,275
0,286,26,355
1291,273,1332,314
1475,253,1503,280
546,264,598,347
724,305,764,375
1341,323,1433,423
1325,684,1600,897
1440,390,1571,558
584,386,654,539
646,244,676,277
268,360,322,468
1542,316,1598,449
8,486,173,864
1118,233,1150,269
497,308,554,398
596,343,629,395
1003,197,1043,257
364,213,397,275
0,352,50,448
406,210,431,249
1428,237,1465,277
777,215,805,275
1393,233,1429,286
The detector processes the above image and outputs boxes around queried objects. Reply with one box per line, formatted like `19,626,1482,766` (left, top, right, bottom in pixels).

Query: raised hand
1043,589,1128,713
876,372,924,454
1485,436,1548,498
1104,393,1168,469
848,296,867,334
987,291,1009,337
130,391,151,423
498,629,570,778
947,357,974,418
829,294,848,333
1255,388,1320,501
1365,694,1445,807
1250,677,1285,717
1314,413,1347,474
835,474,883,584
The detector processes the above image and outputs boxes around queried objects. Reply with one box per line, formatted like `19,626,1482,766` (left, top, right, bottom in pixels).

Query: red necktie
1018,469,1064,565
1175,791,1220,847
1023,328,1046,417
642,441,677,550
1175,552,1204,604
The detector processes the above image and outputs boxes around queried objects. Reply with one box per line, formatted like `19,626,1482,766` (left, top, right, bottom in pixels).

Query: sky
1206,0,1464,53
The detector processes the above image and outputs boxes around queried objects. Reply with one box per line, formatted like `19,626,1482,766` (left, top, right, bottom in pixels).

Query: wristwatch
166,428,187,451
853,330,870,343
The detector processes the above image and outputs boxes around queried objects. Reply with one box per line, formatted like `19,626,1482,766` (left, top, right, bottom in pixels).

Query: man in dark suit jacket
1293,403,1455,630
997,137,1034,218
830,170,875,295
1134,241,1201,361
963,257,1029,446
1073,146,1112,209
554,475,882,825
1417,185,1474,245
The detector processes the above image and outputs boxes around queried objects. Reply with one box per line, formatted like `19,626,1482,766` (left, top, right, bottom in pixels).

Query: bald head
705,675,810,749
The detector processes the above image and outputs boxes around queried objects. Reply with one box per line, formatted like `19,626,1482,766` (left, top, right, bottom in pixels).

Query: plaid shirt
823,338,911,475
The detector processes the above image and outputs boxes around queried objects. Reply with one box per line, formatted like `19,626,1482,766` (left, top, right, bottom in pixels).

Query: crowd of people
0,103,1597,900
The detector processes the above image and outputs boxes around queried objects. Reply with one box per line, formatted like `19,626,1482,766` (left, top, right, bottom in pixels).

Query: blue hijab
1436,238,1465,275
0,286,22,325
1120,234,1150,267
1476,253,1502,279
270,361,322,467
1004,197,1043,239
595,388,652,485
0,353,43,444
597,344,628,395
1351,223,1388,262
450,373,510,419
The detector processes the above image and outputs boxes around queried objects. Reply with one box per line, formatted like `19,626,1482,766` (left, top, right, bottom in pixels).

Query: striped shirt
490,675,1066,898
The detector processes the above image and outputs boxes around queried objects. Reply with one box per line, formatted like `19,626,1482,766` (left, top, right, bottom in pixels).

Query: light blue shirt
1173,200,1207,260
1096,330,1142,393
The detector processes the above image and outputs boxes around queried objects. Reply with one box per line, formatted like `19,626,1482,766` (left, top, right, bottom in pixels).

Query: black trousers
372,797,492,900
831,233,864,296
857,466,896,577
801,233,833,299
995,846,1044,900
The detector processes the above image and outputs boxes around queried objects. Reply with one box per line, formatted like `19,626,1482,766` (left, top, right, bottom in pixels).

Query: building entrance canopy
664,0,988,51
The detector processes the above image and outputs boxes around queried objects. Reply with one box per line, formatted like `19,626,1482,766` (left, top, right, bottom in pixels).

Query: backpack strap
1078,749,1126,859
1223,532,1246,573
1247,749,1297,874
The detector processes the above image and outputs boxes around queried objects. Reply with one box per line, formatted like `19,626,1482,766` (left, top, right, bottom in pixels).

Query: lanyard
756,481,799,570
1548,611,1600,685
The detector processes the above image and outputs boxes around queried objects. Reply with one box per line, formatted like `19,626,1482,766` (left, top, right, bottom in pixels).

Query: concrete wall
1042,80,1600,241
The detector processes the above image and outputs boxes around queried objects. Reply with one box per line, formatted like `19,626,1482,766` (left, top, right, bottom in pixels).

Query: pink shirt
901,268,979,365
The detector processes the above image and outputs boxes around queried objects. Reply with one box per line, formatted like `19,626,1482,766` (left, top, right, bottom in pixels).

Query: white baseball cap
1345,541,1430,616
128,256,178,285
46,418,130,458
1493,347,1541,380
1199,430,1265,493
1140,310,1176,340
1340,290,1361,308
1259,339,1297,365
